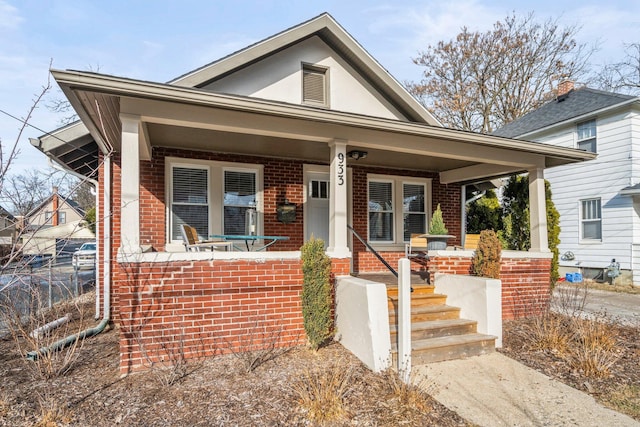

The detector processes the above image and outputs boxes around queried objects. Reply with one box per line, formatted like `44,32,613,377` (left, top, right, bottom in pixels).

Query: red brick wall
428,254,552,320
115,258,306,374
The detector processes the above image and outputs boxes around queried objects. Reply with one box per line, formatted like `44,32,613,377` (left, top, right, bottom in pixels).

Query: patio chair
180,224,233,252
405,233,428,259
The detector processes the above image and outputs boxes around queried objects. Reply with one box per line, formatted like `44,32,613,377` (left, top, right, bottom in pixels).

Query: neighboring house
20,187,92,256
32,14,592,373
494,82,640,286
0,206,17,247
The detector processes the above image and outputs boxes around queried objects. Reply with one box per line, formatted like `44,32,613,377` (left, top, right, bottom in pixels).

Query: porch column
119,114,142,254
529,167,549,252
327,139,351,258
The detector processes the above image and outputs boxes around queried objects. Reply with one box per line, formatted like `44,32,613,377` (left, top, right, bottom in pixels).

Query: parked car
72,242,96,269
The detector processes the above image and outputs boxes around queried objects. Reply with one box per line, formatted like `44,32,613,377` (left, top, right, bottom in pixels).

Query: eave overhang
49,69,596,184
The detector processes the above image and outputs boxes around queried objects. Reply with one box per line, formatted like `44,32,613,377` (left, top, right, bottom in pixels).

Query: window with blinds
403,183,426,240
223,170,257,235
369,181,394,241
302,64,328,106
171,166,209,241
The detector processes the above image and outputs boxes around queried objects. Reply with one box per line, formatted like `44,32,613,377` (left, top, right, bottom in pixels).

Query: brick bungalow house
32,13,594,373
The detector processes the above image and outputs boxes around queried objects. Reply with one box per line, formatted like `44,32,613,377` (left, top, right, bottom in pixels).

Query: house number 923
337,152,345,185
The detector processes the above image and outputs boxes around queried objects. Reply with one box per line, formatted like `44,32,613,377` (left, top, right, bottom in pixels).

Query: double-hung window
368,175,430,245
167,158,262,245
581,198,602,241
171,166,209,241
577,119,597,153
223,169,257,235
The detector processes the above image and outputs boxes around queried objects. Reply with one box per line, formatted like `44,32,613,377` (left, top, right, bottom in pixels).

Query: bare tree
594,43,640,95
408,13,593,133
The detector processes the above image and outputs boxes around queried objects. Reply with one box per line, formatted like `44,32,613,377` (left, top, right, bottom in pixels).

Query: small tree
472,230,502,279
429,204,448,235
300,237,333,350
466,189,502,233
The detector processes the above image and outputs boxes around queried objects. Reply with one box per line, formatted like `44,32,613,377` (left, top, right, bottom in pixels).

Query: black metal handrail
347,224,397,278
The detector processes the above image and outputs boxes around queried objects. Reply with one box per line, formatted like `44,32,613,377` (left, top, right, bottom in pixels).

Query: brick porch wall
355,251,552,320
115,257,350,374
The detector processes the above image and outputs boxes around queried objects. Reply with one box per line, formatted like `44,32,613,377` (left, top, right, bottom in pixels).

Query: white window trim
165,157,264,249
579,198,602,243
367,174,432,250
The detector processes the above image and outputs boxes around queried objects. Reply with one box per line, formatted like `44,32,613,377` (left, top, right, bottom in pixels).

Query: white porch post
119,114,142,254
327,139,351,258
529,167,550,252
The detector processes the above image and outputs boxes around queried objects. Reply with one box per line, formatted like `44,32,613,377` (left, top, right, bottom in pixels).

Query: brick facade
104,148,550,372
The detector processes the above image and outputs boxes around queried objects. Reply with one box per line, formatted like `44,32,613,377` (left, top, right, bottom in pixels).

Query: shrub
292,364,353,423
429,204,448,235
300,237,333,351
471,230,502,279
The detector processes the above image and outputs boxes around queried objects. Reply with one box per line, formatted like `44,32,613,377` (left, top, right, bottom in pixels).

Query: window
369,181,394,242
581,198,602,240
45,211,53,224
368,175,430,244
310,180,329,199
58,211,66,224
171,166,209,241
302,64,328,107
403,184,426,240
577,119,596,153
167,158,263,244
223,170,257,235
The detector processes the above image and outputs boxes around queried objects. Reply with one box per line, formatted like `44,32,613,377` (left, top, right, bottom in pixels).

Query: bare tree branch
408,13,594,133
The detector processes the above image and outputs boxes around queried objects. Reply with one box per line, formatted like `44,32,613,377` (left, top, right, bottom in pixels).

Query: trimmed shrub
300,237,333,350
429,204,448,235
471,230,502,279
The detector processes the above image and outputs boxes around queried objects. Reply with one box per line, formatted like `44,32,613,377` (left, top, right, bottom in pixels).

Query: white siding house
494,85,640,285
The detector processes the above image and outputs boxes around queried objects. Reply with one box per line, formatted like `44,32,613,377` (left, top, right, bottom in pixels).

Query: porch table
209,234,289,251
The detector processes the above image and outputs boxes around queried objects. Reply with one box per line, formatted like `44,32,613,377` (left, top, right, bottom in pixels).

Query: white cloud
0,0,22,32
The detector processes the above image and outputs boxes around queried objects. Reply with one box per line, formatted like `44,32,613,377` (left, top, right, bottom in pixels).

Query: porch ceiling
147,123,473,172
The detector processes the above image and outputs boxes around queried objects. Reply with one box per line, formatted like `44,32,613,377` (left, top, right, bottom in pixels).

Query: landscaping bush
300,237,333,351
471,230,502,279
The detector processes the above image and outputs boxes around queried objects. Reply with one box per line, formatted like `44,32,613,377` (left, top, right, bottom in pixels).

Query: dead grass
520,313,572,356
33,393,73,427
379,368,433,412
567,314,621,378
607,384,640,419
582,279,640,295
291,363,353,423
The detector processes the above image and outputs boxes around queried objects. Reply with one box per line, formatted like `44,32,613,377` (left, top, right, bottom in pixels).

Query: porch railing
347,225,397,278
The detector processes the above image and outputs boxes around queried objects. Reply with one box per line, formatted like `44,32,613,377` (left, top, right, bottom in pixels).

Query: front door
305,171,330,246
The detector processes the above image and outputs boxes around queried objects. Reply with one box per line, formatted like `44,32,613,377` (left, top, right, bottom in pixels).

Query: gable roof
493,87,637,139
170,13,439,125
25,191,85,220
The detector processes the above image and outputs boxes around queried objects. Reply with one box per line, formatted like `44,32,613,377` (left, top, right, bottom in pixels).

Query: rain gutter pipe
27,156,112,361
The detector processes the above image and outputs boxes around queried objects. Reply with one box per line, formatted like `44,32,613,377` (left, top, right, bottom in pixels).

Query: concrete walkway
415,353,639,427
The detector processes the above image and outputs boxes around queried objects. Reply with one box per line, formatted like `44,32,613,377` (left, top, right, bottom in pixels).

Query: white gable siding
202,36,408,120
543,109,636,273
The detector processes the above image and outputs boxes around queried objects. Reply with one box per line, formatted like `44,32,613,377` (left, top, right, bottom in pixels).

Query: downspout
48,157,101,319
27,156,112,361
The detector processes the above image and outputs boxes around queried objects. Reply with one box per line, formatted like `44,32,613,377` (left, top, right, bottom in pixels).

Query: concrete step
392,333,496,364
389,304,460,323
389,318,478,341
386,284,434,297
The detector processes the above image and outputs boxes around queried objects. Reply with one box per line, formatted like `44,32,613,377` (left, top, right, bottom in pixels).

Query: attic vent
302,64,328,107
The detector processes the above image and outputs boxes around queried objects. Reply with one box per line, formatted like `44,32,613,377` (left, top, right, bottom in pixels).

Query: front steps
387,284,496,364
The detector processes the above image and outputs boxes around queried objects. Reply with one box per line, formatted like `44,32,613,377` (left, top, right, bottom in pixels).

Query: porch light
347,150,368,160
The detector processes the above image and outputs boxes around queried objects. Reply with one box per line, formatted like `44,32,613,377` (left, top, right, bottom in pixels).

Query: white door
305,172,330,246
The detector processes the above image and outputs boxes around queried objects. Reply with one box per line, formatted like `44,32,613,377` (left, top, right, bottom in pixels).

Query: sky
0,0,638,178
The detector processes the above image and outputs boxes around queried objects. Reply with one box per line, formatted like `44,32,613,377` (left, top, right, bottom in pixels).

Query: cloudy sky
0,0,638,176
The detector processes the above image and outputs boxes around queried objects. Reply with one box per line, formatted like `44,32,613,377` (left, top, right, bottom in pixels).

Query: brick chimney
557,79,574,97
52,186,59,226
